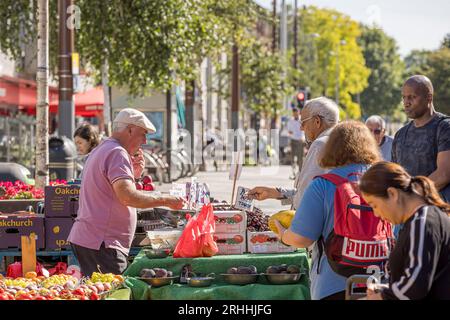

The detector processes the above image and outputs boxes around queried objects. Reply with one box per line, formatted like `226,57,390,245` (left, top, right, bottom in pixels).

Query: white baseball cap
113,108,156,133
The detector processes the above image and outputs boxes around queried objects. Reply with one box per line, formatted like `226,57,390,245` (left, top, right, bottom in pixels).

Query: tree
404,49,432,76
428,48,450,115
295,6,371,119
358,25,405,118
0,0,255,96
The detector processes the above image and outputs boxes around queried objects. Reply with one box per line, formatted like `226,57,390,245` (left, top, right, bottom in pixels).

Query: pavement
157,165,294,214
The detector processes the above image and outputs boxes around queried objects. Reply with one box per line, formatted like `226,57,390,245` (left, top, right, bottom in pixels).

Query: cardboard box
213,232,247,255
247,231,296,254
0,214,45,249
44,185,80,218
44,217,74,250
213,210,247,234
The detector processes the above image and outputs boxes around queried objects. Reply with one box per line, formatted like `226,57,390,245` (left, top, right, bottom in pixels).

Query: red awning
0,75,58,110
0,76,104,117
49,86,104,117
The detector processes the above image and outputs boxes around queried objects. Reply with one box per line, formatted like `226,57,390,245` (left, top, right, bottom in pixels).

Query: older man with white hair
365,115,393,161
68,108,185,277
248,97,340,210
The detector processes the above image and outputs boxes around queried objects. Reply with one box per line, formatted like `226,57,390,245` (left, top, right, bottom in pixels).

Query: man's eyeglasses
370,129,382,135
300,115,322,126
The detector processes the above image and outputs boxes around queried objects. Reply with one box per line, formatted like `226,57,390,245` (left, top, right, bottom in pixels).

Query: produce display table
123,249,311,300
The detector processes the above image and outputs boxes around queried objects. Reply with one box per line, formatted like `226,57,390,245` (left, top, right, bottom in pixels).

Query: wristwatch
275,187,287,200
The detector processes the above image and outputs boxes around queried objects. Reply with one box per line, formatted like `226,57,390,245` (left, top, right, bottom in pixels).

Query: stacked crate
212,203,247,255
44,185,79,250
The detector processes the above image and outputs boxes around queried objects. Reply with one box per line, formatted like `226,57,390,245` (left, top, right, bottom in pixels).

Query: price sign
234,186,254,211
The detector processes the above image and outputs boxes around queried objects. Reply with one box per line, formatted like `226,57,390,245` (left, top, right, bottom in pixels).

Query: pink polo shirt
68,138,136,255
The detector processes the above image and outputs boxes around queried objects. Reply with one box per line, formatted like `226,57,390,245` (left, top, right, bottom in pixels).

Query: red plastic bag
173,204,218,258
48,262,68,276
6,262,46,278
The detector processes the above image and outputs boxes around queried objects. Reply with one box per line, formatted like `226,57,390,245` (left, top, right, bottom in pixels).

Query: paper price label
234,186,253,211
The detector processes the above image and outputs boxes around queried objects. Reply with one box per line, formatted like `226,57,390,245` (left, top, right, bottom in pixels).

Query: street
158,165,294,214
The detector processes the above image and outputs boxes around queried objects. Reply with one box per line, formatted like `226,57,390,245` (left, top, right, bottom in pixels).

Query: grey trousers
71,242,128,277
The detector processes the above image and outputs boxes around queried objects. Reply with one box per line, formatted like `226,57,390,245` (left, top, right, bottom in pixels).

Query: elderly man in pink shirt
68,108,185,276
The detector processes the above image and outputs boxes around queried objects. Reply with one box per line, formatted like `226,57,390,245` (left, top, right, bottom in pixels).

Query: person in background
73,123,101,178
248,97,340,210
365,115,394,161
392,75,450,202
360,162,450,300
68,108,185,277
287,108,305,179
272,121,381,300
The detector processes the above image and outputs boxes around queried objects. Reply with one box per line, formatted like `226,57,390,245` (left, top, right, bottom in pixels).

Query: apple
142,175,153,185
94,282,105,293
135,182,144,190
103,283,112,291
88,285,98,294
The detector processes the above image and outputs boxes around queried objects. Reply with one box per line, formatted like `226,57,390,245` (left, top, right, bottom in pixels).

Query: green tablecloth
123,249,311,300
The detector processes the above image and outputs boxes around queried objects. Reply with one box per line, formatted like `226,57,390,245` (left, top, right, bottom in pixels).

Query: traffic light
296,90,307,109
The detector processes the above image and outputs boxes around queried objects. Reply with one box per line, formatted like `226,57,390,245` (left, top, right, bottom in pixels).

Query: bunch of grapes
246,207,270,232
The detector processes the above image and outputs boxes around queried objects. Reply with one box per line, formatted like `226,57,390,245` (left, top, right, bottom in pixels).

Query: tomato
0,293,10,300
72,288,85,296
16,294,32,300
34,296,47,300
90,292,100,300
233,214,243,223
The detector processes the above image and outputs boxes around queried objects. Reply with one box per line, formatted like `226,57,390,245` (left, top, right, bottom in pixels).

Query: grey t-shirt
380,135,394,161
392,112,450,202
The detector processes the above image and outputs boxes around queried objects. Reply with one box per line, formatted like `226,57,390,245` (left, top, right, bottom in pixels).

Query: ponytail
410,176,450,213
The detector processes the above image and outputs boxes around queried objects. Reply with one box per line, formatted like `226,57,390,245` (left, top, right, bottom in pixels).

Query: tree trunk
35,0,49,189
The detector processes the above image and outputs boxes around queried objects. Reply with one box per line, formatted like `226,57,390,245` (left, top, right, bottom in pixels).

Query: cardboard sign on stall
21,234,37,275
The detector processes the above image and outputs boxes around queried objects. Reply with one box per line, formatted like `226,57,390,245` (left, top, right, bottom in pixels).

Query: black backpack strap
316,236,324,274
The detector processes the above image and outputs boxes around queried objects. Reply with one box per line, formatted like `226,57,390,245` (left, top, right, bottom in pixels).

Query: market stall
123,249,310,300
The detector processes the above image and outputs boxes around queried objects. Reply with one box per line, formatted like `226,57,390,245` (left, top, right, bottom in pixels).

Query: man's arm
428,150,450,191
112,179,184,209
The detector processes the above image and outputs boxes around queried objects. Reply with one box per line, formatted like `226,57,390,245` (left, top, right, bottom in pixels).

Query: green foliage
427,48,450,115
295,6,371,119
0,0,258,96
0,0,37,64
239,38,294,115
357,25,405,118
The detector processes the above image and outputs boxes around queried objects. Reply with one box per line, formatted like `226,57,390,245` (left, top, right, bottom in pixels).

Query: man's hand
246,187,281,201
162,196,186,210
131,148,145,179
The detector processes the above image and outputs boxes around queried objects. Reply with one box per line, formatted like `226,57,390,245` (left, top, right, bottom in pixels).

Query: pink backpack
316,173,395,277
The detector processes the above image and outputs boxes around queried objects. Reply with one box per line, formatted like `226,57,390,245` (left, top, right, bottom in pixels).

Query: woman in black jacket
360,161,450,300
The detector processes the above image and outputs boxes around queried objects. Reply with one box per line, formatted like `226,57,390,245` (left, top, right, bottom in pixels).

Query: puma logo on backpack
316,173,395,278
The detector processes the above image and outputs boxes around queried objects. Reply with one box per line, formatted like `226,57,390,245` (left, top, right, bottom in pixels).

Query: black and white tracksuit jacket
381,205,450,300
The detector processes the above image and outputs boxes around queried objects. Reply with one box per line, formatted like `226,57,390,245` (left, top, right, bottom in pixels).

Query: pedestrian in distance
365,115,394,161
287,107,305,179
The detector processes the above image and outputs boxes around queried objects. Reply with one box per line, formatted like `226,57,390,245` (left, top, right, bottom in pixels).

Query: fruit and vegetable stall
0,178,311,300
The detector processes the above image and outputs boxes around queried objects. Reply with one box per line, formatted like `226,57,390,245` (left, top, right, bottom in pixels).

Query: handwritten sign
234,186,254,211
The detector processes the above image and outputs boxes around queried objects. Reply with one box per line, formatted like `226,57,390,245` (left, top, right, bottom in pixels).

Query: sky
254,0,450,57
